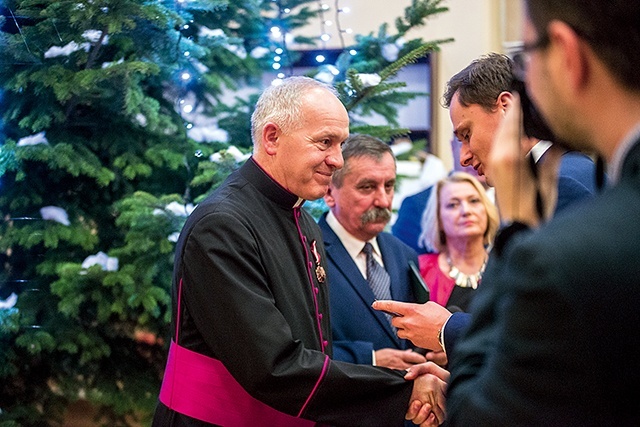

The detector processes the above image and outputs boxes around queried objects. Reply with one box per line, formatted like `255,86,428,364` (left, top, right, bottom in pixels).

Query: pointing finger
372,300,409,317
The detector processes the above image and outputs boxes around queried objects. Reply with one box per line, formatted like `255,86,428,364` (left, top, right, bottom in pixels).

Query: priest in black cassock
152,76,448,427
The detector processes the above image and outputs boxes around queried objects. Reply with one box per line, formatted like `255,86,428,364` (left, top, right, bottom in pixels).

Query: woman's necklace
446,256,487,289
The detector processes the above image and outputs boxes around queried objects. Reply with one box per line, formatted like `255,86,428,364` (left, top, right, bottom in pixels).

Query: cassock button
318,313,323,320
323,340,328,347
314,287,319,294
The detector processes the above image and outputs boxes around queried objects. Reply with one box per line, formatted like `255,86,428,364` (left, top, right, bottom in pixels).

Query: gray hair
250,76,340,148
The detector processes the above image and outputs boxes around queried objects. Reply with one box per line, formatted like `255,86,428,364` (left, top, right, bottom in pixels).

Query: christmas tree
0,0,450,424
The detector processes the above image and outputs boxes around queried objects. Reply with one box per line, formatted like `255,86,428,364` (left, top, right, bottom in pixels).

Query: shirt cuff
438,314,453,354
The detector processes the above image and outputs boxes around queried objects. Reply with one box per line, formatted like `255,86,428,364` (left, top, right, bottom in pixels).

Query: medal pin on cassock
311,240,326,283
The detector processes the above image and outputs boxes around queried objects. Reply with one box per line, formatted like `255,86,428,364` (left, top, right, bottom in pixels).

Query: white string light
272,1,294,77
334,0,352,50
317,1,331,48
315,0,354,53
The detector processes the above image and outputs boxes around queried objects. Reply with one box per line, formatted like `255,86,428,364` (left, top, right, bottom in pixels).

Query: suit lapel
319,218,401,344
378,234,403,302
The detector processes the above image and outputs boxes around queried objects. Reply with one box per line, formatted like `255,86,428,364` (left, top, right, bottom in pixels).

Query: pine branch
342,41,445,112
395,0,450,35
378,39,451,81
349,124,411,141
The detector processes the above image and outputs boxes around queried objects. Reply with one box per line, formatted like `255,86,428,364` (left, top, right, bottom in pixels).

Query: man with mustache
154,78,447,427
318,134,428,397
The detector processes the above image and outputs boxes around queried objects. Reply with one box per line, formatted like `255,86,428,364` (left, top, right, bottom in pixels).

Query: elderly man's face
325,152,396,242
273,88,350,201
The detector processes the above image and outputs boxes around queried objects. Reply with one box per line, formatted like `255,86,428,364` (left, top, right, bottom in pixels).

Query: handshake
403,361,449,426
372,300,454,426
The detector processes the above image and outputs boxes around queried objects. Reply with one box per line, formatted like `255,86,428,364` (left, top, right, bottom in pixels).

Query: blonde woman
417,172,499,312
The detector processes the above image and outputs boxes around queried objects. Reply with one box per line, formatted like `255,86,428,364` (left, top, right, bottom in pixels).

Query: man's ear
547,20,589,93
497,91,514,113
324,186,336,207
262,122,280,155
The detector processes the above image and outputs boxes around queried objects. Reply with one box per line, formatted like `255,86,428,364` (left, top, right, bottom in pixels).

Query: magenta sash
161,276,317,426
159,340,316,426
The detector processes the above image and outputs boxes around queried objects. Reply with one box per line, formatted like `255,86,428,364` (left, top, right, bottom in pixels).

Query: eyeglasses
512,33,550,81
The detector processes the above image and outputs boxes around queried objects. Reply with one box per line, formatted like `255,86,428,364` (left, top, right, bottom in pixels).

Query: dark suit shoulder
499,179,640,299
555,151,599,213
377,231,418,258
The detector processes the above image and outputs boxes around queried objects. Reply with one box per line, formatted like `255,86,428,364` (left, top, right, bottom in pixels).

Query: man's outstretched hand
372,300,451,351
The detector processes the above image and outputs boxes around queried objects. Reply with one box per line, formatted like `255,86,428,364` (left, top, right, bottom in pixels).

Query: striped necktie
362,243,394,325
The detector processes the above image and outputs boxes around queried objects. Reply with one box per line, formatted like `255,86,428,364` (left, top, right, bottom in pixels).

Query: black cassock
152,158,414,427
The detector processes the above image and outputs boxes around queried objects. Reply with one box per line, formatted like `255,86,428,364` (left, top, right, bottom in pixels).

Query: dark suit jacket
441,312,470,357
553,150,601,214
318,213,419,365
391,186,433,254
446,140,640,426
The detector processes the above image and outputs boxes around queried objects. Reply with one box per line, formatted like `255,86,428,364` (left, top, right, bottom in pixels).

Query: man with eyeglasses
439,1,640,425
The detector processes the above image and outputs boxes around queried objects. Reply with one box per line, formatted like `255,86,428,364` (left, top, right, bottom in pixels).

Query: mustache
361,207,392,225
